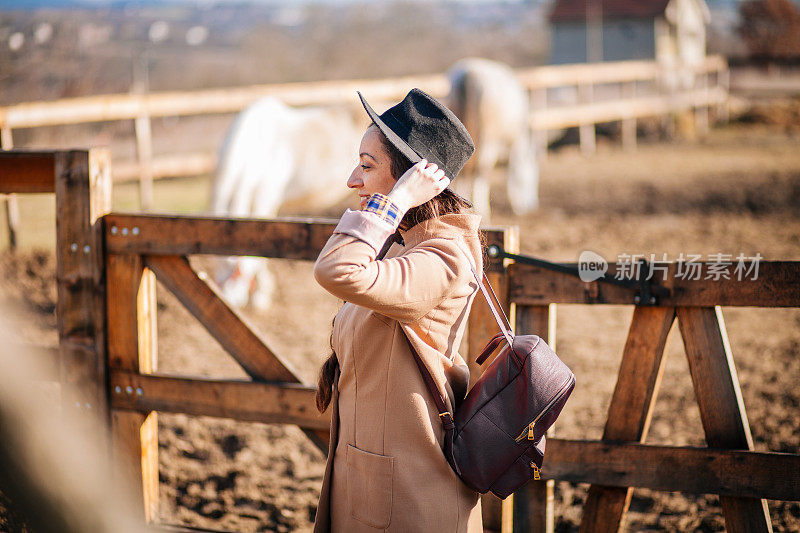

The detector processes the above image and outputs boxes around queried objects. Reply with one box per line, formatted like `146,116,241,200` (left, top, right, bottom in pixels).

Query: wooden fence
4,148,795,533
509,260,800,532
0,56,728,215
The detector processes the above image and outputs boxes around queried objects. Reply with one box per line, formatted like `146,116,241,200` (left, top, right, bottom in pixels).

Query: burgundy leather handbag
404,267,575,499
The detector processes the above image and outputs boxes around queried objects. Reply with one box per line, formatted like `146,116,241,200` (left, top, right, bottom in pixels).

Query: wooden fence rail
0,56,728,213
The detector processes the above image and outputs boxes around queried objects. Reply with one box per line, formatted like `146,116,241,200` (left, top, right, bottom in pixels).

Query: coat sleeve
314,209,471,323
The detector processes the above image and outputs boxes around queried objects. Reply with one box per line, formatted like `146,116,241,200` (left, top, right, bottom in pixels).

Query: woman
313,89,484,532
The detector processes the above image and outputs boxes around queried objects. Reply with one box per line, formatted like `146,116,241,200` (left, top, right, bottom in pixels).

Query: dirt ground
1,116,799,532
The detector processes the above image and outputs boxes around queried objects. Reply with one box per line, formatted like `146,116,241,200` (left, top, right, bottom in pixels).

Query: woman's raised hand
388,160,450,210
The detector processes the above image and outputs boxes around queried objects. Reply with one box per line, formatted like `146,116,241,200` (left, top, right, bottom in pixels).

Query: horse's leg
210,130,251,296
472,172,491,219
507,129,540,215
220,257,258,309
246,154,292,311
471,142,499,220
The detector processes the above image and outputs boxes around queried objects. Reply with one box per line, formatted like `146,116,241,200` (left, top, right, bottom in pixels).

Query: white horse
446,58,539,218
209,97,362,310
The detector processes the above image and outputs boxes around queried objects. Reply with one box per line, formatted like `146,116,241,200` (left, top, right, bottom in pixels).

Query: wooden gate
506,259,800,532
102,212,510,527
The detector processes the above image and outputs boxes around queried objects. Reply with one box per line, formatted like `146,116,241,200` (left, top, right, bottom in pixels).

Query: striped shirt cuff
333,209,397,253
362,193,403,229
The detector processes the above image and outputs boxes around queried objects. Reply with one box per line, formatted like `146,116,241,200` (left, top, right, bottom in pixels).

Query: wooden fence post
132,51,155,212
578,83,596,156
55,149,112,428
580,306,676,532
717,65,730,124
621,82,637,152
1,127,20,249
530,87,548,163
468,226,517,532
513,304,557,533
107,254,159,523
134,114,154,212
677,306,772,533
695,72,710,138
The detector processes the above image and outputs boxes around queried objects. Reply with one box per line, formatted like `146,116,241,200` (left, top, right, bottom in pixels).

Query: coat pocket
346,444,394,529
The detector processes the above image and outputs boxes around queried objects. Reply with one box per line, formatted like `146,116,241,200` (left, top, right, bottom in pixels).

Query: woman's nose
347,171,362,189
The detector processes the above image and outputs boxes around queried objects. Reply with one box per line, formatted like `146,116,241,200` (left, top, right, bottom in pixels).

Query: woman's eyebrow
359,152,377,161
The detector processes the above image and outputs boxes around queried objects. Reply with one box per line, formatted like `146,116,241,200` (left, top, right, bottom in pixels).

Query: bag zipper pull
530,463,540,480
527,422,535,440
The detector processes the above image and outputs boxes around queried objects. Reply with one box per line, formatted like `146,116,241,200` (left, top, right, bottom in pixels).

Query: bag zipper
514,375,575,443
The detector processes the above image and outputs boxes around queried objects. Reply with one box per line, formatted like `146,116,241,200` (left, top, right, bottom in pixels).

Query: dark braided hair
315,125,473,413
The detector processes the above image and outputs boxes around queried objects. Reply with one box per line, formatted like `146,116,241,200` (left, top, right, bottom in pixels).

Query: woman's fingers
422,163,447,181
389,159,450,208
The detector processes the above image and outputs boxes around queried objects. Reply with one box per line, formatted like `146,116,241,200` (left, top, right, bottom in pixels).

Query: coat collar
399,213,482,249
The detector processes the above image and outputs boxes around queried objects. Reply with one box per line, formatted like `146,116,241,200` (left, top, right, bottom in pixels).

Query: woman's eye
360,164,370,170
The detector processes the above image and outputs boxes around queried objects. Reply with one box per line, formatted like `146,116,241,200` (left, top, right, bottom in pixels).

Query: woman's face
348,125,397,209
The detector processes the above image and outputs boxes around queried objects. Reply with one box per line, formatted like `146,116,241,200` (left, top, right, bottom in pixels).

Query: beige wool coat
312,208,484,532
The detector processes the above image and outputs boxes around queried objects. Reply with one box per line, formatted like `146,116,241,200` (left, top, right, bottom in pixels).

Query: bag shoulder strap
456,243,514,346
474,270,514,346
401,333,455,428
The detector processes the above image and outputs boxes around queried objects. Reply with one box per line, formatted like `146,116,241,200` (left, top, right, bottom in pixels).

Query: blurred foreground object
0,306,147,533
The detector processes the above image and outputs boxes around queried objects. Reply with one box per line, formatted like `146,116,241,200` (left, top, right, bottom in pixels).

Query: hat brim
358,91,423,168
357,91,469,205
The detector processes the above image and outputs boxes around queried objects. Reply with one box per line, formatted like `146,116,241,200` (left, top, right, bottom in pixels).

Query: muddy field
1,117,800,532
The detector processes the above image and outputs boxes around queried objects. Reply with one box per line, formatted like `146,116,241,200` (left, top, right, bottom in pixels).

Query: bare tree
739,0,800,60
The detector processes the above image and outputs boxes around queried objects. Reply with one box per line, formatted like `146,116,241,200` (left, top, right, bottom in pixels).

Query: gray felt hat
358,88,474,181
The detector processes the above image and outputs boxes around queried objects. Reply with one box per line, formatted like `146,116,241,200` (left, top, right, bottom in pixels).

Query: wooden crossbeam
531,88,727,130
144,255,300,382
543,439,800,502
0,151,56,193
107,214,339,260
105,213,509,271
509,262,800,307
0,56,725,129
580,306,675,533
678,307,772,532
143,254,329,450
110,371,329,430
0,74,449,129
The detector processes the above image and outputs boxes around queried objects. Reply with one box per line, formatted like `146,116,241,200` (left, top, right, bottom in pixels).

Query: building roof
549,0,671,22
